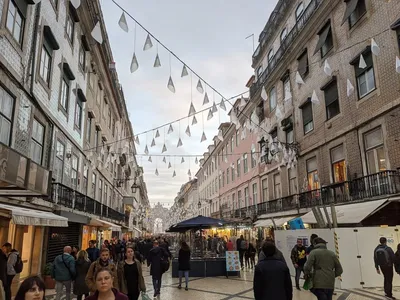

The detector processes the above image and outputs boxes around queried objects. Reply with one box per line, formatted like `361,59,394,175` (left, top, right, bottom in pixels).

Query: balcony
52,183,125,223
0,142,51,197
250,0,324,98
232,170,400,219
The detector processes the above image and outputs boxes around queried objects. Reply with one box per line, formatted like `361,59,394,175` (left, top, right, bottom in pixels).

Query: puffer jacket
304,243,343,289
85,259,118,292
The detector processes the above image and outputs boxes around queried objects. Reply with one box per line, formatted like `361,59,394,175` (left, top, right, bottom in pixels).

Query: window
301,101,313,134
348,0,366,28
232,193,236,210
95,129,100,152
262,179,268,202
226,168,230,185
6,0,25,44
251,148,257,168
306,157,320,190
243,154,248,173
54,141,65,182
252,183,258,205
273,174,281,199
314,22,333,58
269,87,277,112
108,109,112,129
112,119,116,137
280,28,288,42
86,115,92,143
257,66,263,80
40,44,52,85
364,127,386,174
231,166,235,182
288,168,297,195
236,130,240,146
75,99,83,130
323,79,340,120
268,49,274,63
71,154,78,188
60,77,70,111
0,87,14,146
83,164,88,194
30,119,45,164
222,172,225,187
353,50,375,98
238,190,242,208
331,145,346,183
92,173,97,198
237,159,241,178
297,49,309,77
66,10,74,43
98,178,103,202
104,184,108,206
244,187,249,207
230,136,234,152
295,2,304,20
283,77,291,101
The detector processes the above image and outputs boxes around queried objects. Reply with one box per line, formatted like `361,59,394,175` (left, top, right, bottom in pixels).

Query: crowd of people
1,234,400,300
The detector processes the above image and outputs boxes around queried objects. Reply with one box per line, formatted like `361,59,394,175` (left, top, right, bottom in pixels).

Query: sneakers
185,287,189,291
385,296,396,300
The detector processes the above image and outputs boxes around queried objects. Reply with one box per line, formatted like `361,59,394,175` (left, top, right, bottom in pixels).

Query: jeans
311,288,334,300
152,276,162,295
239,251,245,268
178,271,189,287
5,275,14,300
381,265,394,297
55,280,72,300
295,265,304,288
77,294,88,300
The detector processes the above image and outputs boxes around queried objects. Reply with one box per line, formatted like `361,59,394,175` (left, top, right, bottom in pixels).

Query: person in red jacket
227,240,234,251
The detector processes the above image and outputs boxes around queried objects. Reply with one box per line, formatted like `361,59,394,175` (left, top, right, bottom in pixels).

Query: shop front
82,225,98,249
89,219,122,246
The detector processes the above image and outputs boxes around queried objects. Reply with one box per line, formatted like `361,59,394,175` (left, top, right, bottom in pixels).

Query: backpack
240,240,247,250
13,253,23,274
376,247,391,266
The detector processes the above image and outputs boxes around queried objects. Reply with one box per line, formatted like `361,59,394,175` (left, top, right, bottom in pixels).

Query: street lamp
131,177,139,194
198,200,201,209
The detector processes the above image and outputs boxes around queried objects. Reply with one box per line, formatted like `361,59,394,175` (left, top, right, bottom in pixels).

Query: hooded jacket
6,250,19,276
73,258,91,295
258,248,286,264
85,259,118,292
147,246,168,279
52,253,76,282
304,243,343,289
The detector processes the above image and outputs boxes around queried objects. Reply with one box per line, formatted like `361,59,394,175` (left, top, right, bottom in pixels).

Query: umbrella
167,215,225,232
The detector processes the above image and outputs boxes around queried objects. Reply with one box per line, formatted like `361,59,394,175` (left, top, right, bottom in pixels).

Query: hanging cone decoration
230,110,239,126
347,79,355,97
70,0,81,9
212,101,218,113
135,136,140,145
195,157,198,164
148,156,152,162
203,92,210,105
177,138,183,147
192,115,198,125
396,56,400,74
200,131,207,142
151,138,156,147
219,98,226,111
155,130,160,138
207,109,213,120
168,162,172,169
143,34,153,51
185,125,191,137
154,54,161,67
217,129,224,141
162,144,167,153
167,76,176,93
239,95,246,108
155,168,159,176
371,38,380,56
130,53,139,73
173,170,176,177
144,145,149,155
311,90,320,105
359,54,367,69
181,157,185,163
261,86,268,101
188,169,191,176
181,65,188,77
118,12,129,32
162,156,166,163
324,59,332,76
188,102,196,116
196,79,204,93
168,124,174,134
295,71,305,84
91,21,103,44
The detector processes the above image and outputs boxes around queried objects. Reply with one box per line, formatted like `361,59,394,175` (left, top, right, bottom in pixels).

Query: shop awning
89,219,122,232
300,199,388,224
0,203,68,227
254,216,297,227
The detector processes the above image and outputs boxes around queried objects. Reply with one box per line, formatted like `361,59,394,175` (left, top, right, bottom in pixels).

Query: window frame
306,157,320,190
301,101,314,134
273,173,281,199
267,49,274,63
323,79,340,120
71,153,79,188
59,75,70,113
251,148,257,168
252,183,258,205
30,118,45,165
280,27,288,42
349,0,367,28
330,144,347,183
353,50,376,99
237,158,241,177
297,49,309,77
75,98,83,131
6,0,25,45
243,153,248,174
65,8,75,44
363,127,386,174
39,43,52,86
55,140,65,182
79,43,86,72
295,2,305,20
0,85,15,146
262,179,268,202
269,86,277,112
92,172,97,198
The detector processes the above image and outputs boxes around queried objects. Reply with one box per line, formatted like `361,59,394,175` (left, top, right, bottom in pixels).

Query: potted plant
43,263,55,289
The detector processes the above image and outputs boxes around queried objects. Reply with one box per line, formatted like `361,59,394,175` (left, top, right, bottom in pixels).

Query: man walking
0,247,7,300
258,237,286,264
86,240,100,263
52,246,76,300
304,238,343,300
290,238,307,290
147,240,169,299
254,242,292,300
374,237,396,299
2,243,22,300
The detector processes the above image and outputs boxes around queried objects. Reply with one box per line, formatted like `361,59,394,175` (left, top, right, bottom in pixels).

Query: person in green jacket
304,238,343,300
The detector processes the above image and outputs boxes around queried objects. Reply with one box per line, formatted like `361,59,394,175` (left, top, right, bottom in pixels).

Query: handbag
303,276,313,290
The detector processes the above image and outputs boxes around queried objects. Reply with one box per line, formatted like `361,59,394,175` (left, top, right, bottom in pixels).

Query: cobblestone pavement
45,267,400,299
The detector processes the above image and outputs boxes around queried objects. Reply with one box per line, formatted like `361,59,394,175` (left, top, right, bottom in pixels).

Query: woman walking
86,268,127,300
117,247,146,300
15,276,45,300
74,250,91,300
178,241,191,291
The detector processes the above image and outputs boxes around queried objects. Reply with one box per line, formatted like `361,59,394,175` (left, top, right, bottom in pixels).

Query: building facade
0,0,148,287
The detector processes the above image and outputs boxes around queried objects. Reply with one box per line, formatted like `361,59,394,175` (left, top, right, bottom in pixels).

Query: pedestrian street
44,266,400,300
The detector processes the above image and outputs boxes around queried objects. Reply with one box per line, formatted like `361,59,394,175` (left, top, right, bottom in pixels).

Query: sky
101,0,278,208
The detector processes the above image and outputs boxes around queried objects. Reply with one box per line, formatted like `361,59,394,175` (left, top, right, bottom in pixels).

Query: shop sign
226,251,240,272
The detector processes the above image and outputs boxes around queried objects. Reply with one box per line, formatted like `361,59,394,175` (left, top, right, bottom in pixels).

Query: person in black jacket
395,243,400,275
73,250,91,300
177,241,191,291
0,248,7,299
306,234,318,255
254,242,292,300
147,241,168,298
